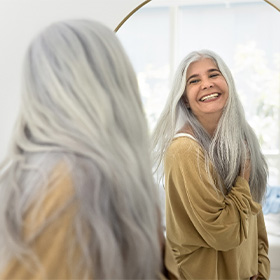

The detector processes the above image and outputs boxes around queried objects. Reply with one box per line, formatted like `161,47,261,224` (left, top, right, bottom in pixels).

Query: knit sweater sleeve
164,137,261,251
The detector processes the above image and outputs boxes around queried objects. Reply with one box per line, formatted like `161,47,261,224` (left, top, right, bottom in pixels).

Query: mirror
116,2,280,279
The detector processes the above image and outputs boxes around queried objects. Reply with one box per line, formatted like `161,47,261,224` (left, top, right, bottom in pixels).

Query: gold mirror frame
115,0,151,32
116,0,280,33
264,0,280,12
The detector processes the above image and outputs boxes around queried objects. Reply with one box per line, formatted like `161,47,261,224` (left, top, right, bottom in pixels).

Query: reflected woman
152,50,270,279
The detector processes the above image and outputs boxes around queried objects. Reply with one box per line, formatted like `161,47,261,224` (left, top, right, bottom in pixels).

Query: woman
152,50,270,279
0,19,178,279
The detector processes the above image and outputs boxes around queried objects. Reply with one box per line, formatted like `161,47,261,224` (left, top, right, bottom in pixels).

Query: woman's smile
199,92,221,102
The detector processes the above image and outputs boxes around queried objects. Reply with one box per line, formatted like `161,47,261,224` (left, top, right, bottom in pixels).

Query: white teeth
200,93,219,102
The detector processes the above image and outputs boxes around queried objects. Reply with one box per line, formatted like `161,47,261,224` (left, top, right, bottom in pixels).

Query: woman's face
185,57,229,124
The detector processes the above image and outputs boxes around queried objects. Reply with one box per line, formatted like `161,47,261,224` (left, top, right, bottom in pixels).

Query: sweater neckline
174,133,197,141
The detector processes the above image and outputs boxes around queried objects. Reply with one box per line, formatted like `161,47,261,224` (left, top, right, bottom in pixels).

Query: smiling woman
151,48,270,280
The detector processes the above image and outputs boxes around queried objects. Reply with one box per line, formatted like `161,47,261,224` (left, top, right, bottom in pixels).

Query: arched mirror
116,2,280,279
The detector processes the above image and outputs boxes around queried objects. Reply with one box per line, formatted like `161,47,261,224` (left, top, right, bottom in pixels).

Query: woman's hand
250,273,259,280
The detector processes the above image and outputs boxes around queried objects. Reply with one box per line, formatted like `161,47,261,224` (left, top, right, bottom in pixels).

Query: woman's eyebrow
208,68,221,73
186,74,199,83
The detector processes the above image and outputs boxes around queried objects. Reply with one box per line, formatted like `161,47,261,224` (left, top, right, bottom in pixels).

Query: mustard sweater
164,135,270,280
0,163,179,280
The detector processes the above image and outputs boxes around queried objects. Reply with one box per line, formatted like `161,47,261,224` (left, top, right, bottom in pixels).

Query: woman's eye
189,79,199,84
210,73,219,78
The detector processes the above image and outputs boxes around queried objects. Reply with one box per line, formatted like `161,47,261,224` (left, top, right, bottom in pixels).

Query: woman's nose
201,78,213,90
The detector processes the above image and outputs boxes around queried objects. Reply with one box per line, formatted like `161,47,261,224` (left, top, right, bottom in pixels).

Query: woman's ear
182,96,190,109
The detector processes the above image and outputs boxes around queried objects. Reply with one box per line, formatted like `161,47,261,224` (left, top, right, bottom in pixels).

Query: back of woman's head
0,20,161,279
19,19,147,155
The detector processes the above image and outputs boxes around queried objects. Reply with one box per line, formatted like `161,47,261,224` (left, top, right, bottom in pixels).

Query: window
117,0,280,186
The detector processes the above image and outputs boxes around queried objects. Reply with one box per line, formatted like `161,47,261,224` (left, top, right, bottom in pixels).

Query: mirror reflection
117,1,280,279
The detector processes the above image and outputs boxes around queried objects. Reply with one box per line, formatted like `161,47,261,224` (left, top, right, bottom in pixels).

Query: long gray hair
0,20,161,279
152,49,268,203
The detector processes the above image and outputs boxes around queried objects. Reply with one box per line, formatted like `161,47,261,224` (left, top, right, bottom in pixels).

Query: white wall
0,0,147,160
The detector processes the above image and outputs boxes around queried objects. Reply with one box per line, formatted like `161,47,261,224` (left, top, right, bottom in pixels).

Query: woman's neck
179,116,219,138
196,114,220,137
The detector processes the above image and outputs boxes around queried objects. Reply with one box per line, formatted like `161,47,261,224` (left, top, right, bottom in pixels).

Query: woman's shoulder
48,161,75,197
24,161,76,235
167,133,200,154
165,134,205,167
41,161,75,210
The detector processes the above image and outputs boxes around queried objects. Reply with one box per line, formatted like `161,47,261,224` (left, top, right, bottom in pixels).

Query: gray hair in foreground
152,49,268,203
0,20,161,278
